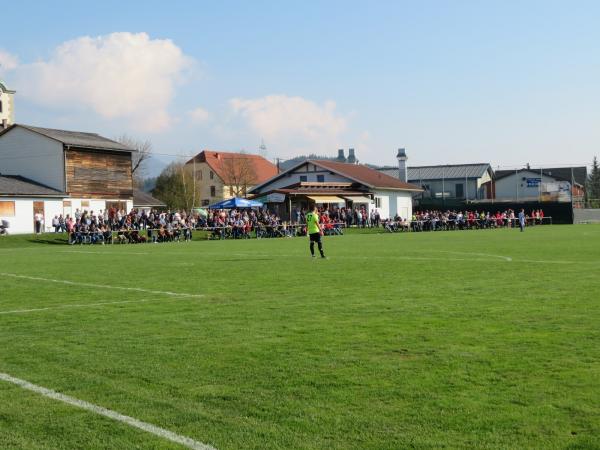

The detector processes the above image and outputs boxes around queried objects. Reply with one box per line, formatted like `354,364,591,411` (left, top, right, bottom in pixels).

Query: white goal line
0,372,216,450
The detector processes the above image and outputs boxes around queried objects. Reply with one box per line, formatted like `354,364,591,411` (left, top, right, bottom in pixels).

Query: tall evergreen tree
587,156,600,207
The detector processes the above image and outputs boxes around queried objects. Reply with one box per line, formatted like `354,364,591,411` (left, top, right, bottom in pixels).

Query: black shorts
309,232,322,243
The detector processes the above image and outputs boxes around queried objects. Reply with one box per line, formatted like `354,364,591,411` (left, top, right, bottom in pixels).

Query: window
63,201,71,207
210,186,216,197
201,199,210,206
81,200,90,208
455,183,464,198
375,197,381,208
0,201,15,217
105,201,126,212
317,175,325,182
300,175,307,182
210,171,214,180
197,170,202,180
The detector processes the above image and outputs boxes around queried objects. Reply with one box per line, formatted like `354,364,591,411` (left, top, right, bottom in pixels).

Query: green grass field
1,225,599,449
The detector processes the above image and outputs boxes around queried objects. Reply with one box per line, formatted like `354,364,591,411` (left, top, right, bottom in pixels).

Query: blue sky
1,0,599,174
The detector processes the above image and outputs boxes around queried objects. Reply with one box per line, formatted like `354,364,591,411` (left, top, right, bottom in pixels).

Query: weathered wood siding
65,148,133,198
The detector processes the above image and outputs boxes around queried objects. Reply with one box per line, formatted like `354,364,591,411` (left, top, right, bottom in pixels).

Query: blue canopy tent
208,197,264,209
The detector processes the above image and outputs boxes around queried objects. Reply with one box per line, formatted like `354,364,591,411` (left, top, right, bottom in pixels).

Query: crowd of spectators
53,206,345,244
382,209,546,233
53,208,196,244
200,208,344,239
48,205,546,244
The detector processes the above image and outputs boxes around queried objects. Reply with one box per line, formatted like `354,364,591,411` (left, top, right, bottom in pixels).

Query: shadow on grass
26,237,69,245
214,258,273,262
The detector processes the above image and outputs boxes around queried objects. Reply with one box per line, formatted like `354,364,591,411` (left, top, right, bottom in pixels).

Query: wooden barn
0,124,134,230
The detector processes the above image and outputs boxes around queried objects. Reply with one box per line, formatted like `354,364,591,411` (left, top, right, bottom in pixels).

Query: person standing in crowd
34,211,43,234
518,208,526,232
305,205,326,259
52,215,60,232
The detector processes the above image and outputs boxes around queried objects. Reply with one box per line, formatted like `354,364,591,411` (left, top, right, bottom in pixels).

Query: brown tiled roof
187,150,278,185
313,160,423,191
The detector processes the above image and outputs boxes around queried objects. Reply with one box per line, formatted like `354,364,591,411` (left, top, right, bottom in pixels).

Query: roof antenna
259,138,267,158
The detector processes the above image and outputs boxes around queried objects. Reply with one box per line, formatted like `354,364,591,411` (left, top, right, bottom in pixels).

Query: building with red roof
249,159,422,220
186,150,278,206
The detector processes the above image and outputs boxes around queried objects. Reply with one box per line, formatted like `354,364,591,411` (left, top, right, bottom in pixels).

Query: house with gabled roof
249,159,422,220
186,150,278,206
0,123,134,232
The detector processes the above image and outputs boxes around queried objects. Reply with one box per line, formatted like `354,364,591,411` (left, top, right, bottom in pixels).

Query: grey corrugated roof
133,189,166,207
4,124,133,153
495,167,587,185
378,163,491,181
0,175,66,197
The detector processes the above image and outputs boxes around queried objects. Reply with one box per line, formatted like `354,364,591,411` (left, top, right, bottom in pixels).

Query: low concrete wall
574,209,600,224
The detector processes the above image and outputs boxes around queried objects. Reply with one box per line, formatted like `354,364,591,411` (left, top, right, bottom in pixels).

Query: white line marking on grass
0,273,204,298
516,259,579,265
0,372,216,450
427,250,513,262
0,299,164,315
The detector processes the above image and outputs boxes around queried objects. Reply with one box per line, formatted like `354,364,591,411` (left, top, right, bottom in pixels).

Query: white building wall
373,190,413,220
495,171,569,201
396,193,413,220
0,127,65,191
374,194,390,219
0,198,63,234
1,197,137,234
43,200,64,232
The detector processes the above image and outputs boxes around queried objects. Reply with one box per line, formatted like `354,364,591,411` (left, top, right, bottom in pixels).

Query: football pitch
1,225,599,449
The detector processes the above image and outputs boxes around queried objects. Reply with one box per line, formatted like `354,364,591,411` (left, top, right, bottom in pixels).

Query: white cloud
229,94,347,156
188,106,210,123
15,32,192,132
0,49,19,72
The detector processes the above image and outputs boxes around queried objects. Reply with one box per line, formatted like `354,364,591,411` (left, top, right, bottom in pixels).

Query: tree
152,162,199,210
221,154,257,197
117,134,153,182
588,156,600,207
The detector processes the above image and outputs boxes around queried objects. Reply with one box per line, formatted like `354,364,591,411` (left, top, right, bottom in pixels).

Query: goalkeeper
305,205,326,259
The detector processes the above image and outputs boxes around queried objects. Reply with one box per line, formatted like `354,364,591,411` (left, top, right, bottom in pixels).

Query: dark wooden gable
65,147,133,199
